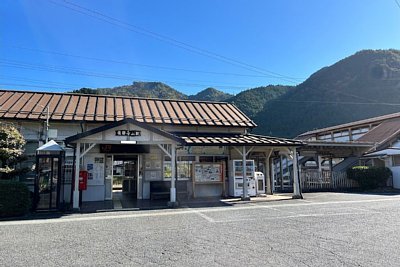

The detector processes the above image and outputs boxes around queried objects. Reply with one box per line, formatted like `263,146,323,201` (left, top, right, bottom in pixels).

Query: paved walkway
79,193,294,213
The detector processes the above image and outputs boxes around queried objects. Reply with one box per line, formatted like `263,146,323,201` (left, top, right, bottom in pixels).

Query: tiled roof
0,89,256,127
297,112,400,137
174,132,303,146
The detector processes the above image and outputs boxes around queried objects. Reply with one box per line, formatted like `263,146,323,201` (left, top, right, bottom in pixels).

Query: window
163,156,172,179
351,127,369,135
177,156,195,179
317,134,332,141
351,127,369,140
163,156,195,180
393,155,400,166
333,130,350,142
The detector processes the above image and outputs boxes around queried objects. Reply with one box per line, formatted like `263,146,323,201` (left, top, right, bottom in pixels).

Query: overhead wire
395,0,400,9
47,0,302,84
268,99,400,106
2,86,400,107
0,59,261,91
0,74,93,88
0,83,73,90
2,45,292,79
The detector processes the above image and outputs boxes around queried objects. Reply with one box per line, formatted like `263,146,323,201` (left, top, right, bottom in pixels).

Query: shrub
0,181,31,218
0,124,27,180
347,166,392,190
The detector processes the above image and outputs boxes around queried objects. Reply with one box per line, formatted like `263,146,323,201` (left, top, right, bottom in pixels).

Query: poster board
193,163,223,183
85,154,105,186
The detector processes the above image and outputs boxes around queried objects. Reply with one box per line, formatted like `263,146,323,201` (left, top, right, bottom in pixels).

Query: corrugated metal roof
357,119,400,144
174,132,303,146
0,89,256,127
297,112,400,137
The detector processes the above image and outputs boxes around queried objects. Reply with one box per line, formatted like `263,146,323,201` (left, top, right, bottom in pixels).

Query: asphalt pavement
1,192,400,266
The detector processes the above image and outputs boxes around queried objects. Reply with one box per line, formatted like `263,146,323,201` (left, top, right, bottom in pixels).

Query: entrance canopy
65,118,303,148
299,140,374,158
65,118,183,145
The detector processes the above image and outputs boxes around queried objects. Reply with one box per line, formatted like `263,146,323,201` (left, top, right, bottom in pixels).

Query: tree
0,124,26,180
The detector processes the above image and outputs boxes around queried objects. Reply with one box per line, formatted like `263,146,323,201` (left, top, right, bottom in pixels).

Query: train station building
0,89,302,210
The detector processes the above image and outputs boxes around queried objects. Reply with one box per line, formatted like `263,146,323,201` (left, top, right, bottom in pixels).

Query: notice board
193,163,223,183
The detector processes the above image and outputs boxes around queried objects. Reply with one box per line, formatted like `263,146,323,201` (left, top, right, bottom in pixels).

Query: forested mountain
188,87,232,101
229,85,292,118
253,49,400,137
72,81,187,100
73,83,234,102
71,49,400,138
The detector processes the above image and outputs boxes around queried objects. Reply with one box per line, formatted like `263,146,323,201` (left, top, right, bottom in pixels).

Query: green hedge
0,181,31,218
347,166,392,190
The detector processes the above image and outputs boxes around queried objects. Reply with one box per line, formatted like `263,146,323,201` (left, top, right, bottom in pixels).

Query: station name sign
115,130,141,137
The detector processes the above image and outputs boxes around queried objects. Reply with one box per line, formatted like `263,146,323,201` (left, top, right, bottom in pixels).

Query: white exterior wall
390,166,400,189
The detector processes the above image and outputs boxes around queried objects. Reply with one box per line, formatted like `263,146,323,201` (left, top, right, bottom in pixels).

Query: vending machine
254,171,265,195
229,160,256,197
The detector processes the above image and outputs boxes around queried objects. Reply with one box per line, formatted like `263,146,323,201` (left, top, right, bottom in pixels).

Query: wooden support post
280,155,284,190
169,143,178,207
73,142,80,210
271,157,275,193
242,146,250,200
265,150,272,195
292,148,302,199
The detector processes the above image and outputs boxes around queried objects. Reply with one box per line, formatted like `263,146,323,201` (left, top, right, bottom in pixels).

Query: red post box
79,170,88,191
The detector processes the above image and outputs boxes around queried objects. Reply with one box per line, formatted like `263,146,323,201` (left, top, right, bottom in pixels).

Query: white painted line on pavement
194,211,215,223
346,206,375,212
0,196,398,226
214,218,256,223
299,199,314,203
265,211,381,220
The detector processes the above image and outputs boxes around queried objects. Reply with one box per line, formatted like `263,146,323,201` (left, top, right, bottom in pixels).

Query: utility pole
11,96,50,143
45,106,50,143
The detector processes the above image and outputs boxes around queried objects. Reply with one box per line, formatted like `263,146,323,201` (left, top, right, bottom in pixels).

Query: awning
64,119,302,147
299,140,374,158
37,140,65,151
173,132,303,147
363,147,400,158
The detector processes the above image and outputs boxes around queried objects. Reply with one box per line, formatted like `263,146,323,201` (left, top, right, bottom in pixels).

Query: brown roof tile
0,89,256,128
174,132,302,146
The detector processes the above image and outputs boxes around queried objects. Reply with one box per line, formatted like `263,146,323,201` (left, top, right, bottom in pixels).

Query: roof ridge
298,112,400,137
0,88,231,105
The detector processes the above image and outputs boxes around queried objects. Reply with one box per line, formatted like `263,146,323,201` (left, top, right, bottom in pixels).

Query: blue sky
1,0,399,95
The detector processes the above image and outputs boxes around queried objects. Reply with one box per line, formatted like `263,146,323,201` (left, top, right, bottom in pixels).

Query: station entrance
104,154,140,208
112,155,138,196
